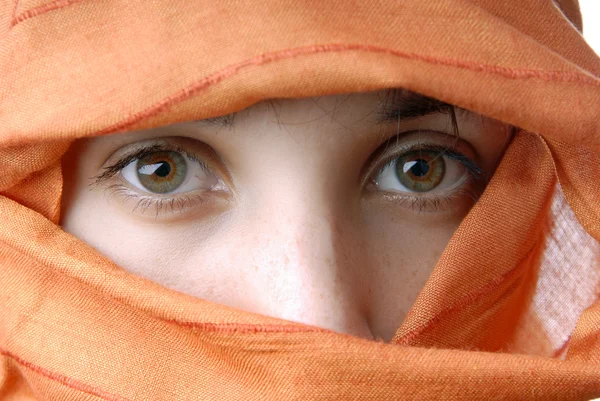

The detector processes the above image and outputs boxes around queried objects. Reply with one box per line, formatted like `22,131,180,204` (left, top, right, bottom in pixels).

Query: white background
580,0,600,55
582,5,598,400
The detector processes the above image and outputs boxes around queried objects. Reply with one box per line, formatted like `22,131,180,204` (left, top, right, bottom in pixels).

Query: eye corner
362,135,486,216
90,137,230,218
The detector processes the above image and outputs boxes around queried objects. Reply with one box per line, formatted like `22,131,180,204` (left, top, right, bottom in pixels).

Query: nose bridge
250,184,373,339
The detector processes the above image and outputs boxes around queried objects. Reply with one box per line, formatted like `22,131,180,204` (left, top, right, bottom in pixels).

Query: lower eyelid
101,179,225,218
372,181,482,215
367,160,482,214
93,166,229,218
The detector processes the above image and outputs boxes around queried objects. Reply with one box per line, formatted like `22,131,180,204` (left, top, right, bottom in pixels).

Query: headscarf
1,0,599,399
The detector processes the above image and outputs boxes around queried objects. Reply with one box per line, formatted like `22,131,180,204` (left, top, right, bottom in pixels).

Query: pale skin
61,89,512,341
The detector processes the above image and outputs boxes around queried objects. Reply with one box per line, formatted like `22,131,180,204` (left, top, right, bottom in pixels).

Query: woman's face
61,89,512,341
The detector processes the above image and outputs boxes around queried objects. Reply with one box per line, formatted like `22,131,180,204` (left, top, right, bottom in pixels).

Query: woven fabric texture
0,0,599,399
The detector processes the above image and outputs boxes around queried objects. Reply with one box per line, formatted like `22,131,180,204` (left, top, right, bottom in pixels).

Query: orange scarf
1,0,599,399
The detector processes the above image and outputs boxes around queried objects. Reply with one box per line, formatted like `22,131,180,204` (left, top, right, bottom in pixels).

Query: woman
1,0,599,399
60,89,514,342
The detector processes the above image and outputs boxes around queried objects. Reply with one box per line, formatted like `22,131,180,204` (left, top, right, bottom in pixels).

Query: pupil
154,162,171,177
410,159,429,177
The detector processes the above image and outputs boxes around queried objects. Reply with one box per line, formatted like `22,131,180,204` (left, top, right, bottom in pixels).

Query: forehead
196,89,456,128
168,89,494,167
93,88,497,161
85,87,510,186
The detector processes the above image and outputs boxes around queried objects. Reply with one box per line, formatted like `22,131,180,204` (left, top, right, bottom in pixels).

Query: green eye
136,151,187,194
395,150,445,192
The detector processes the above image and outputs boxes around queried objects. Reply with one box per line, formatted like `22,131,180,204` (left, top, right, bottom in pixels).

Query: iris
396,150,445,192
137,151,187,193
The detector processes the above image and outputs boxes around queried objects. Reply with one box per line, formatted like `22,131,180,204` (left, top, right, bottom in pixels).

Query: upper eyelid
93,131,481,188
374,144,464,176
362,131,462,180
93,145,164,184
92,141,212,186
377,145,485,180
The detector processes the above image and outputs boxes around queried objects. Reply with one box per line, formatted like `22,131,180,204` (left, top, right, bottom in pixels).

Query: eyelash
378,184,483,213
93,137,487,217
93,144,216,217
93,144,211,185
371,143,487,213
376,143,484,179
101,183,210,216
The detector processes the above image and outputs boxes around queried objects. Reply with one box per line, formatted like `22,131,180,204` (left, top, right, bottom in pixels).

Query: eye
374,148,470,194
121,150,219,194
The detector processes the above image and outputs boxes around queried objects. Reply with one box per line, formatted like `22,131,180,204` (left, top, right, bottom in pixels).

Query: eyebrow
194,113,237,128
375,90,456,124
194,90,458,128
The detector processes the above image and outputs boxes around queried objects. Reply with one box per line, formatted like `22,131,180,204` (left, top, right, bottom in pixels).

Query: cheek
368,219,454,284
362,200,463,283
362,208,459,338
61,150,465,343
63,191,264,311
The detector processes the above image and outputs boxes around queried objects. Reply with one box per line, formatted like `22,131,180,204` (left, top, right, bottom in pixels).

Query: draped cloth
0,0,599,399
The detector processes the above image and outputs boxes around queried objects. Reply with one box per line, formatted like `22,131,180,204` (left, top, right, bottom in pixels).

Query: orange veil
1,0,599,399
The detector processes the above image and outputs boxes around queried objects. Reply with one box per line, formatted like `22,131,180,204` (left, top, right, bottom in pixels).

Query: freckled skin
61,90,512,341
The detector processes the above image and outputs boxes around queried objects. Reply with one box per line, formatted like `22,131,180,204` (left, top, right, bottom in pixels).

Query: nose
244,193,375,340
